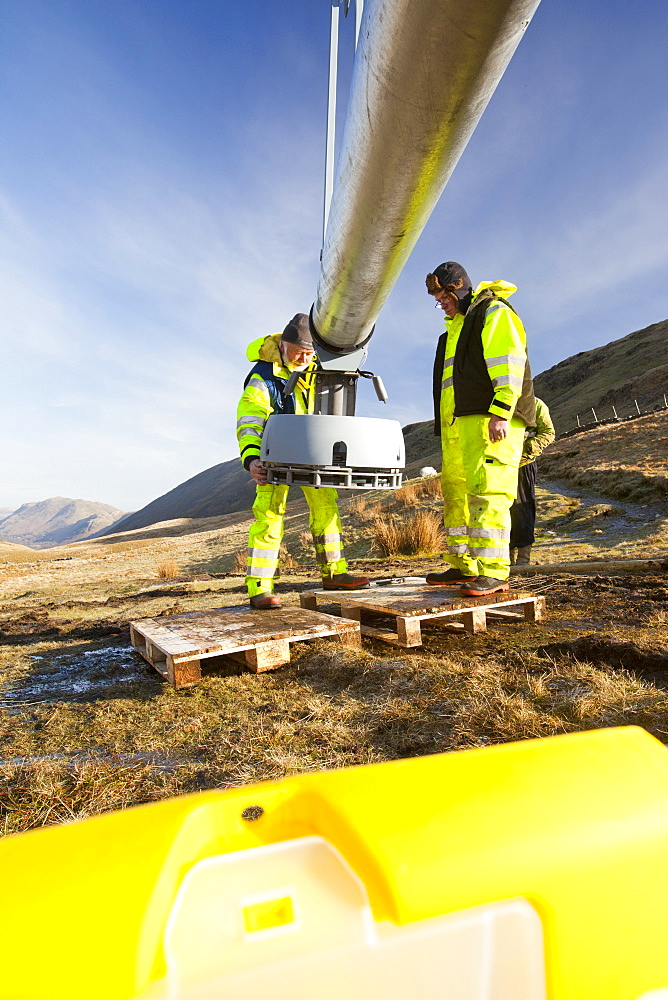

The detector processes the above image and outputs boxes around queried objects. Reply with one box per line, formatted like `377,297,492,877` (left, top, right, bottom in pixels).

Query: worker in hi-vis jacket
425,261,536,596
510,396,555,566
236,313,369,609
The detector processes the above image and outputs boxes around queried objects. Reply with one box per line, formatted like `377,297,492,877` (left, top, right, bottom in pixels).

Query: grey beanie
281,313,313,349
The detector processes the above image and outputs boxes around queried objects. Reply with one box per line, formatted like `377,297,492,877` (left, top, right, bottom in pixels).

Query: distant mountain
98,457,256,536
0,508,15,521
0,497,127,549
533,318,668,435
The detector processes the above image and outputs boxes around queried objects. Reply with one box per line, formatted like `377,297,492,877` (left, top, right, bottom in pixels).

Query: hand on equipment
488,415,509,443
249,459,268,484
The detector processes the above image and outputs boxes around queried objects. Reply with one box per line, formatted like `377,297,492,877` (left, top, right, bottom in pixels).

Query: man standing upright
510,396,555,566
237,313,368,609
425,262,536,595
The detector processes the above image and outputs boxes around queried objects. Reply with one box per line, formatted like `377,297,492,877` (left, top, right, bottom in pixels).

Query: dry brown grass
1,472,667,839
0,545,52,564
279,543,298,571
347,495,368,518
156,559,179,580
298,530,312,550
541,411,668,503
97,539,154,554
418,475,442,498
3,622,668,837
233,548,247,573
395,483,420,506
347,496,381,523
0,758,175,836
373,510,445,556
394,477,441,507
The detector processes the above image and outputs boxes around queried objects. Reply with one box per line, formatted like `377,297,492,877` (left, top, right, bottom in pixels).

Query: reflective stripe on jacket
433,280,533,434
237,332,315,469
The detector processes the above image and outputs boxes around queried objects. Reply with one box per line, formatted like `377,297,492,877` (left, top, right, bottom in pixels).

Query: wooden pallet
130,605,361,688
300,583,545,648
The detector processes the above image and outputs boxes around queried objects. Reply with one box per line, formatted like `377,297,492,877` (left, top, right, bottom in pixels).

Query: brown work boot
460,576,509,597
515,545,532,566
249,592,282,610
322,573,370,591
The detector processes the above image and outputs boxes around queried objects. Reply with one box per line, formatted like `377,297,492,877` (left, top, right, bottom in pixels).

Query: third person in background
510,397,555,566
425,261,536,596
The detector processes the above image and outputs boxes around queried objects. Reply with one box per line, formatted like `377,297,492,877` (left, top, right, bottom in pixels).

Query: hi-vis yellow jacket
236,333,316,470
437,280,529,429
520,397,556,467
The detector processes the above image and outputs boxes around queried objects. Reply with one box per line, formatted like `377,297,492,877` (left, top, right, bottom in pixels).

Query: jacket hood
473,279,517,300
246,332,283,363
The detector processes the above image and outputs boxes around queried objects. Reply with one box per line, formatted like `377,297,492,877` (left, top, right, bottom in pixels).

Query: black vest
432,291,535,435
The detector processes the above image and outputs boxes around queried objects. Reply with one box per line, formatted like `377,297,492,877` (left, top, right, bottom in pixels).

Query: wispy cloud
2,0,666,511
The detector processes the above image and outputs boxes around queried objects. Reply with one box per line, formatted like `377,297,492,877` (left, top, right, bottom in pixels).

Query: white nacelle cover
261,414,405,470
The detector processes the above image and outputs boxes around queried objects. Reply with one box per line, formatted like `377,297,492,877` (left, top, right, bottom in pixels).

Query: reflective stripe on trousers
439,413,525,580
246,483,347,595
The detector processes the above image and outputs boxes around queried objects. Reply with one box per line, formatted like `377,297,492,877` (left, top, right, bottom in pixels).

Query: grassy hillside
534,318,667,434
99,456,257,536
403,410,668,506
539,410,668,503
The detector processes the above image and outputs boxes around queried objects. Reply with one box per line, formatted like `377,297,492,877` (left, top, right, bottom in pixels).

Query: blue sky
2,0,667,513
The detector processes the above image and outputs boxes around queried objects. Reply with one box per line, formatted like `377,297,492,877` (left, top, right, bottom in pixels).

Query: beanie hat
425,262,473,313
281,313,313,349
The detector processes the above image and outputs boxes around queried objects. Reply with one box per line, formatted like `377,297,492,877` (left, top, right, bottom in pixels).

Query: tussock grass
395,483,420,506
373,510,444,556
279,544,298,571
298,530,312,550
417,475,442,498
393,478,441,508
347,496,380,523
156,559,179,580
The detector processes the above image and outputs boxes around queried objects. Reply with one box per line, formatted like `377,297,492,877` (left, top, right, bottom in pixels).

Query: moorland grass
1,475,667,836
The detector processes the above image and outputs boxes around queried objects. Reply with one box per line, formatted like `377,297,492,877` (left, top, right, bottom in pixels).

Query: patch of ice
2,645,150,703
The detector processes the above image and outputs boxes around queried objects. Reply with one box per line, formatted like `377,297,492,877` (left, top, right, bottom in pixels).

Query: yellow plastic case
1,726,668,999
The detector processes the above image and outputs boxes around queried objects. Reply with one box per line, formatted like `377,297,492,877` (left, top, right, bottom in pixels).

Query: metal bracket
266,464,402,491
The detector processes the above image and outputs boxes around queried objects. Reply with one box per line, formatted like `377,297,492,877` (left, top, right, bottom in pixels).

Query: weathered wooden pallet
130,605,361,688
300,583,545,648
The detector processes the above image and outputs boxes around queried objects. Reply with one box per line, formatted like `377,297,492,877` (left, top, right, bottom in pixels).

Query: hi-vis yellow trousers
246,484,347,596
440,414,525,581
